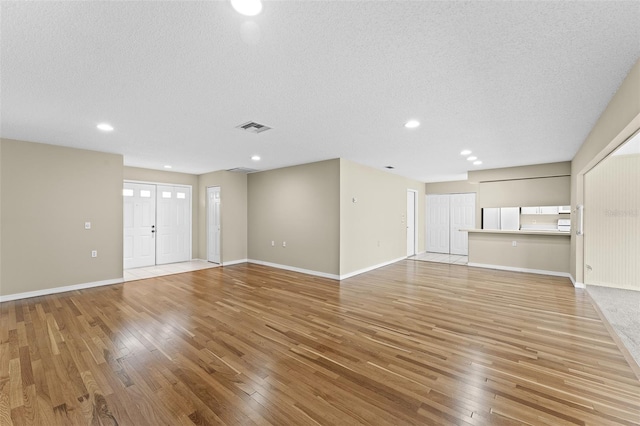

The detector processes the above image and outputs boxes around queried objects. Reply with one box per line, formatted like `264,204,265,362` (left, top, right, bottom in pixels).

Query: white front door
426,194,450,253
207,186,221,264
123,183,156,269
450,193,476,255
156,185,192,265
407,190,417,256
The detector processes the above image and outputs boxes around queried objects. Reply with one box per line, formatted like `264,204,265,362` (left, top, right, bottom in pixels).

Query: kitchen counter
462,229,571,237
463,229,571,276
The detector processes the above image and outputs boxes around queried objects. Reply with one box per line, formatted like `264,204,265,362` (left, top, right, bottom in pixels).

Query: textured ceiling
2,1,639,182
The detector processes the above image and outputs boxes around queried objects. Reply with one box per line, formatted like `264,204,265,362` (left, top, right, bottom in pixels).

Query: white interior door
407,190,417,256
450,193,476,255
123,183,156,269
426,194,450,253
156,185,192,265
207,187,221,264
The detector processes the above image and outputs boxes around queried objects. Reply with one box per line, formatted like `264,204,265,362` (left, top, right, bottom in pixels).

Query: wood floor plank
2,261,639,425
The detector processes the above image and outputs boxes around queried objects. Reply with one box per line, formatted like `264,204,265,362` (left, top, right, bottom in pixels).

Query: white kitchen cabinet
539,206,559,214
521,206,562,215
521,207,539,215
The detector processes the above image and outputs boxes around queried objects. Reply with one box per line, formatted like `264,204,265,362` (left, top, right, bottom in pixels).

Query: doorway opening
123,181,192,270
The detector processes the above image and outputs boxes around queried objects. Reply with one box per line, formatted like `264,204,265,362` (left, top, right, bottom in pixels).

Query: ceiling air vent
227,167,259,174
236,121,272,134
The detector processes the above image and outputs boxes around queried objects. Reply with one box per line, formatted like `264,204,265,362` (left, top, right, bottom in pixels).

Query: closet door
450,193,476,255
426,194,450,253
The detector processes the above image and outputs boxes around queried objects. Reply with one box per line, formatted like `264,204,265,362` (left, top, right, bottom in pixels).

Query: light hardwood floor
1,261,639,425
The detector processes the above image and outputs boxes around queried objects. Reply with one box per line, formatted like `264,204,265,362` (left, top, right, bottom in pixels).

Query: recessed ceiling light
473,160,482,165
164,165,172,169
97,123,114,131
460,150,472,156
467,156,478,161
251,155,261,161
231,0,262,16
404,120,420,129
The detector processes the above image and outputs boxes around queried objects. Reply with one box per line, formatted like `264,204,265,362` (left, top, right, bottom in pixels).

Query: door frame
123,180,193,268
407,189,418,257
207,186,222,264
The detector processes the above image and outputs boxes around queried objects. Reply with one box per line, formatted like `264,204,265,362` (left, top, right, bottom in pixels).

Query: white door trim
207,186,222,264
407,189,418,257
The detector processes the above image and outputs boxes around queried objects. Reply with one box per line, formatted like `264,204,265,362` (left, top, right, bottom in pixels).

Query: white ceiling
2,1,639,182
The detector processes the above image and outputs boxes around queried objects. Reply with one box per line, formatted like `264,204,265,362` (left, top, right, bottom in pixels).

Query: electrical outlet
91,250,98,257
282,241,286,247
512,241,517,247
85,222,91,230
271,240,275,247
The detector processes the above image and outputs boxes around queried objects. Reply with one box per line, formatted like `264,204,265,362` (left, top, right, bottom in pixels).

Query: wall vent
227,167,259,174
236,121,272,134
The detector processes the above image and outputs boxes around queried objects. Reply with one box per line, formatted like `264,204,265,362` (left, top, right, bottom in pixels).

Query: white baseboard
569,274,586,289
339,257,406,280
248,259,340,280
467,263,573,280
0,278,124,302
222,259,248,267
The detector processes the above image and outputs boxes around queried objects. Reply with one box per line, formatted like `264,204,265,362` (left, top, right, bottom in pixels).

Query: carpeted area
587,285,640,369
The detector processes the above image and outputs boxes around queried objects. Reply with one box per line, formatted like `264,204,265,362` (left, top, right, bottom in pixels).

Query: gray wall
1,139,124,296
248,159,340,275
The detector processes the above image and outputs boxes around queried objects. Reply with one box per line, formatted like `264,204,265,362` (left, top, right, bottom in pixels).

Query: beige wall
1,139,123,297
340,159,425,276
469,233,570,274
571,59,640,284
425,180,477,195
478,176,571,209
584,154,639,290
248,160,340,275
124,166,199,259
198,171,248,264
468,162,571,183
